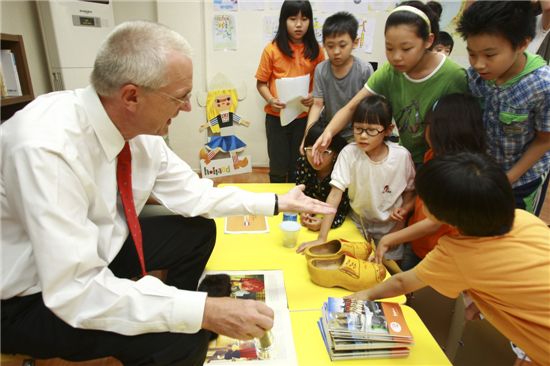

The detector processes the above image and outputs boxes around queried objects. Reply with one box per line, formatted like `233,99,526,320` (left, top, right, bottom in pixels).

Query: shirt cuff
171,290,208,333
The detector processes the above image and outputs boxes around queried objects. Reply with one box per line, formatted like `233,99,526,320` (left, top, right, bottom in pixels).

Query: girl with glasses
296,123,350,231
298,95,416,263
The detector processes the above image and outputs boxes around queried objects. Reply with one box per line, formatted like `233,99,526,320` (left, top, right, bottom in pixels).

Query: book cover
225,215,269,234
323,297,413,341
201,270,297,365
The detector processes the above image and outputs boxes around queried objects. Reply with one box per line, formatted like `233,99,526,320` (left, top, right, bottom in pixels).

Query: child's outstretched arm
374,218,442,263
296,186,343,253
312,87,371,165
346,269,426,301
300,98,325,154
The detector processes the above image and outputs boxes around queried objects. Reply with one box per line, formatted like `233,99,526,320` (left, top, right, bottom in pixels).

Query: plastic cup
279,221,301,248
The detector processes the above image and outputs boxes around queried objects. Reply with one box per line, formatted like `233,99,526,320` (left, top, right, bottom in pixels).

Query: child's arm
312,87,371,163
374,218,442,263
346,269,427,301
296,186,343,253
256,80,286,112
506,131,550,184
390,190,416,222
300,98,325,154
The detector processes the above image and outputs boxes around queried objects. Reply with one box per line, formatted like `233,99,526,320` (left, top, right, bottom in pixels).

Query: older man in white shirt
1,21,335,365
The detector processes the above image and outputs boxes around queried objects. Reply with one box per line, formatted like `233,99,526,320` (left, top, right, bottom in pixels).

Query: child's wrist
267,96,275,105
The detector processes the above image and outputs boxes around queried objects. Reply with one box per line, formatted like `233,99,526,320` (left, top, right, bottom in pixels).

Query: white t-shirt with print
330,142,415,258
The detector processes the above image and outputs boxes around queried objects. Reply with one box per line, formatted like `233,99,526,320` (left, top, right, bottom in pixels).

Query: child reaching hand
296,123,350,231
348,152,550,366
255,0,325,183
374,93,487,270
312,1,467,166
297,95,416,261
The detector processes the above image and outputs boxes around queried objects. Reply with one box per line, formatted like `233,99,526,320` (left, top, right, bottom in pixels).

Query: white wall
2,0,469,171
1,0,52,96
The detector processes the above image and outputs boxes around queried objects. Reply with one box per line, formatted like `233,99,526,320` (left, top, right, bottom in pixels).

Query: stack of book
318,297,414,361
0,49,22,97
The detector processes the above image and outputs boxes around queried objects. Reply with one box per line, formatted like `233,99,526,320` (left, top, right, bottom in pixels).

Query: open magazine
200,270,297,366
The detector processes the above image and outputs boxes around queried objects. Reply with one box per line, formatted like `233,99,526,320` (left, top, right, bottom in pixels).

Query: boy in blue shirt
458,1,550,215
304,11,374,144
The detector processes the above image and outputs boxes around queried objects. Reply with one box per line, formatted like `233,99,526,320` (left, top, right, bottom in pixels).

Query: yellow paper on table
225,215,269,234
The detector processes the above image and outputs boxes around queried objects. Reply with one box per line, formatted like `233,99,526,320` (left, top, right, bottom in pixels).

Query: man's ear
353,37,360,49
119,84,140,112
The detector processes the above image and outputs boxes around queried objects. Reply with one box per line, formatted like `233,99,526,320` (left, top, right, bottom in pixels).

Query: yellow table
207,183,405,310
291,307,451,365
206,183,450,365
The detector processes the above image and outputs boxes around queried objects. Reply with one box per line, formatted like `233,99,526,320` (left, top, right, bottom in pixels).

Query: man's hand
300,213,322,231
202,297,274,340
278,185,336,216
312,131,333,165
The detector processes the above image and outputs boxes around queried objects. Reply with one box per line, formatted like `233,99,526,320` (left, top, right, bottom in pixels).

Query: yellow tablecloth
207,183,405,309
205,183,449,365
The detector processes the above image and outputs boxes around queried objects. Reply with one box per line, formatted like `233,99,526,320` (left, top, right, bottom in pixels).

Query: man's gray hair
91,20,192,96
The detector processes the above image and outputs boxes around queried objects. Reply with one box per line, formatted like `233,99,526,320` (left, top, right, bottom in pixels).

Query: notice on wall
213,14,237,51
213,0,239,12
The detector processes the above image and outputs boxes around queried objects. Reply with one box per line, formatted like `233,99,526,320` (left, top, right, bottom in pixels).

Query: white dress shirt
1,86,275,335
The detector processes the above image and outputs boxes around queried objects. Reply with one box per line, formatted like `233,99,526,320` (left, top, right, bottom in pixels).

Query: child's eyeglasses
304,147,333,155
155,91,193,106
353,126,385,136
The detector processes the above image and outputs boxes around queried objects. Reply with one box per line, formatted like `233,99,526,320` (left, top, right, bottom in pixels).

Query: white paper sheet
275,75,310,126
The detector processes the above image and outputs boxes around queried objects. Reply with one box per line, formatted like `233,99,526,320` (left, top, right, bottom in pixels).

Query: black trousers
265,114,307,183
1,215,216,366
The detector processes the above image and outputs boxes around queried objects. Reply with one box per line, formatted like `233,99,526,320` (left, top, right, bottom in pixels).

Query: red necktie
117,142,147,277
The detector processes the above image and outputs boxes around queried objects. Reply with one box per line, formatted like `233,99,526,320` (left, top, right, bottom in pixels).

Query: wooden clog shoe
304,239,373,261
307,254,386,292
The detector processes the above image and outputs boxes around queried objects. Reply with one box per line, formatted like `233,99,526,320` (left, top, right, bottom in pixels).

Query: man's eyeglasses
155,90,192,106
304,147,333,156
353,126,385,136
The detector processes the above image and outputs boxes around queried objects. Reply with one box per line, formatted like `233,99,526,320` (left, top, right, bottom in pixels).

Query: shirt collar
78,85,125,162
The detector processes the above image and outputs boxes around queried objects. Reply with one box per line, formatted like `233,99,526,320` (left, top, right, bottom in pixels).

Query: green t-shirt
366,57,468,163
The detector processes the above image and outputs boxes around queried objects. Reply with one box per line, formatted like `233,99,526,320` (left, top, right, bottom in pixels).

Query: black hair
385,1,440,49
274,0,320,60
322,11,359,43
416,152,515,236
352,95,393,130
304,123,347,153
427,1,442,21
425,93,486,156
435,31,454,52
457,1,535,49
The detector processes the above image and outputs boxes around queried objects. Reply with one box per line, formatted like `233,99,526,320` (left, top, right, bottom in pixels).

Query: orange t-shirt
408,149,458,258
255,41,325,117
414,210,550,365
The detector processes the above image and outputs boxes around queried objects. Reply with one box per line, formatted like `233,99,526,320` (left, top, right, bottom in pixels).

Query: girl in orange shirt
374,93,487,270
255,0,325,183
